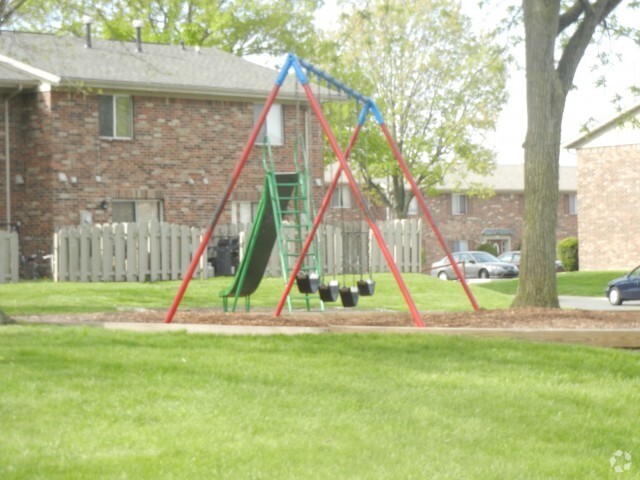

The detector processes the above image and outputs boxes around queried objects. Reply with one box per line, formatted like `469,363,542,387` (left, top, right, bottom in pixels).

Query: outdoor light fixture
14,174,24,185
95,175,102,183
100,199,108,210
203,178,209,185
70,176,78,184
187,177,195,185
57,172,68,183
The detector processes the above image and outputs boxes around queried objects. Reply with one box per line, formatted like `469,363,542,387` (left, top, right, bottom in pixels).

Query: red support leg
379,124,480,311
298,84,425,327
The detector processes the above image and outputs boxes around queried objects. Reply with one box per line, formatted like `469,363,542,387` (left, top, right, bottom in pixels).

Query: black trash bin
215,238,233,276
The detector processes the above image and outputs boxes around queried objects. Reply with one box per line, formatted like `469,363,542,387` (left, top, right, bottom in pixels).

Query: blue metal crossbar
277,54,385,126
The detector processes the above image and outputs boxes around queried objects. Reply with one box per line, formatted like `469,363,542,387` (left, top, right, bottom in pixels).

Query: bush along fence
0,230,19,283
53,219,422,283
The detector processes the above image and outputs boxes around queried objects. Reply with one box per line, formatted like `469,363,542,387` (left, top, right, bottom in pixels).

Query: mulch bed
14,307,640,329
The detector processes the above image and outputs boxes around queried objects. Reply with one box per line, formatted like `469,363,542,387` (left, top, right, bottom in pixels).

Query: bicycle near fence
20,250,52,279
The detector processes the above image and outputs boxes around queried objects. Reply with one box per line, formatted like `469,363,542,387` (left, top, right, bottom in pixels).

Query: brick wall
576,144,640,270
0,90,326,258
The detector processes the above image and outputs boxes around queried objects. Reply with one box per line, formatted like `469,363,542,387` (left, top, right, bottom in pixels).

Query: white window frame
452,240,469,252
452,193,468,215
568,194,578,215
254,103,284,146
99,94,133,139
331,185,352,209
407,196,418,215
112,200,163,223
231,201,259,225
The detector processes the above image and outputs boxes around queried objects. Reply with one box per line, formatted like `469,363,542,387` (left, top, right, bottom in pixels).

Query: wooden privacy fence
54,221,205,282
54,219,422,282
0,230,19,283
262,219,423,277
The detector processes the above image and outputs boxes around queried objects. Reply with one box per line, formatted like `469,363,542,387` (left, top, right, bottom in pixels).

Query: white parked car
431,251,519,281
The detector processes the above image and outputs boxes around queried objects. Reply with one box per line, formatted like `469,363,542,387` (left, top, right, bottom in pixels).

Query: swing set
164,54,479,327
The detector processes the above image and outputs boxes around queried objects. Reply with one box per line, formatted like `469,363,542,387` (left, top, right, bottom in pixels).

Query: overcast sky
305,1,640,166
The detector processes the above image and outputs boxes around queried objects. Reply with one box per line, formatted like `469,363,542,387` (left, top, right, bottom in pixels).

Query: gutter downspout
5,85,23,232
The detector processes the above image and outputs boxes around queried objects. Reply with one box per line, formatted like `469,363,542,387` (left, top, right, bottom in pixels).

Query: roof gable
436,164,576,193
0,31,300,99
564,102,640,150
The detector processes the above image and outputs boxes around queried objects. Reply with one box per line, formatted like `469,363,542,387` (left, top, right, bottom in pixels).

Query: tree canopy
8,0,322,57
322,0,508,219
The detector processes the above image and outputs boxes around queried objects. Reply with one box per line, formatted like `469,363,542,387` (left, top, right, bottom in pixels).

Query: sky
255,1,640,166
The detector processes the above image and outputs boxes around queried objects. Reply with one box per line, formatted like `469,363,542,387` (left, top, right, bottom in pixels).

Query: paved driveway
559,295,640,311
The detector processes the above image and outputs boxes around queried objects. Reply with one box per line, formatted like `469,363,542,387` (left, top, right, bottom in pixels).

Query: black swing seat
318,280,340,302
340,286,359,308
296,272,319,294
357,279,375,296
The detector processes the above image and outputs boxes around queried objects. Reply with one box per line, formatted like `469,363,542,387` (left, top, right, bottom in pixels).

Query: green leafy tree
322,0,508,218
511,0,634,308
0,0,27,26
9,0,322,57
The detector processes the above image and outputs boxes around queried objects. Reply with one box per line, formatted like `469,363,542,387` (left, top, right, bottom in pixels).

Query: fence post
114,223,126,281
160,222,170,280
0,231,16,282
125,223,137,282
149,220,160,281
79,226,91,282
137,222,149,282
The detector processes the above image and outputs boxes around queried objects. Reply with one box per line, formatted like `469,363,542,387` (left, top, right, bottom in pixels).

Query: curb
14,319,640,347
102,322,328,336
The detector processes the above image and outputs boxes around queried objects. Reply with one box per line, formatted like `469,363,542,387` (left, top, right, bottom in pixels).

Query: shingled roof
0,30,301,100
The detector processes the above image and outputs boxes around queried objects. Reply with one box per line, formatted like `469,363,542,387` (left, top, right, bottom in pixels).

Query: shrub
477,242,499,257
557,237,579,271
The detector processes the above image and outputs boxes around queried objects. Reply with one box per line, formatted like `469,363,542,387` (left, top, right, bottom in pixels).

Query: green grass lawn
1,325,638,479
476,270,627,298
0,273,512,316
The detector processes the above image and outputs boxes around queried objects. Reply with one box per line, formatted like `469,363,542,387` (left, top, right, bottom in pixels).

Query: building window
99,95,133,138
231,201,259,225
452,240,468,252
568,194,578,215
254,103,283,146
452,193,467,215
112,200,163,223
407,196,418,216
331,185,352,209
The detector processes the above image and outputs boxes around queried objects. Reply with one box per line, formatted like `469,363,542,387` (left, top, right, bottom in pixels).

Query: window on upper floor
254,103,283,146
331,185,352,209
452,193,467,215
99,95,133,139
568,194,578,215
112,200,163,223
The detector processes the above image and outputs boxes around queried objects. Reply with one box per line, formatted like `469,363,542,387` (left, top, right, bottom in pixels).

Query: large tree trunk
512,1,566,308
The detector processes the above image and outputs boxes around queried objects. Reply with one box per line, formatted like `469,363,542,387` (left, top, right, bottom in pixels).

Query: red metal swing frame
164,54,479,326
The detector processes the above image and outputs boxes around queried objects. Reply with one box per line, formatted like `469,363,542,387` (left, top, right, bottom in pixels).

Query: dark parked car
605,265,640,305
497,250,565,272
430,251,519,281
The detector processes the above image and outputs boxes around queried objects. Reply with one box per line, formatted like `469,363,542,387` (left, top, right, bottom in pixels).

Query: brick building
322,163,577,268
565,102,640,270
0,31,326,260
420,164,578,266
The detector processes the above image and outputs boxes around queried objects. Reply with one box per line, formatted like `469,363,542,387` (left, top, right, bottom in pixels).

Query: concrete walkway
559,295,640,311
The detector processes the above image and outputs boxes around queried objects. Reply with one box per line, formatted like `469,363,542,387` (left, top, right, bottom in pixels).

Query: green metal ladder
263,138,324,312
